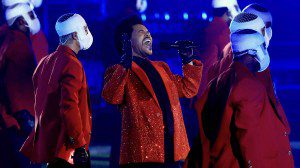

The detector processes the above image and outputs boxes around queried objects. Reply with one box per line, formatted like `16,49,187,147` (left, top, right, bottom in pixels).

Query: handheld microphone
160,41,199,50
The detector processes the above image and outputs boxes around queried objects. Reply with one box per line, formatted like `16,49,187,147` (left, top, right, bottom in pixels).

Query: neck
235,60,257,74
63,43,80,54
133,55,146,59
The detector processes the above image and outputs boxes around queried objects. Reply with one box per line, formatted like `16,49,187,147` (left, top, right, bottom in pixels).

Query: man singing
102,16,203,168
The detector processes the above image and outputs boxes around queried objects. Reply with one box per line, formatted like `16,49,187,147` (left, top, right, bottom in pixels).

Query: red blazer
20,45,92,164
31,30,49,63
197,17,230,97
188,62,293,168
102,59,203,164
0,27,36,130
207,43,291,130
0,25,48,130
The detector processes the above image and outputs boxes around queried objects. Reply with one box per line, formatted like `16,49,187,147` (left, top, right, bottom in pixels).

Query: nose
145,31,151,37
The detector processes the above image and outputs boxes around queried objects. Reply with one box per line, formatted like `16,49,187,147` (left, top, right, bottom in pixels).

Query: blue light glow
202,12,208,20
164,13,170,21
141,14,147,21
183,13,189,20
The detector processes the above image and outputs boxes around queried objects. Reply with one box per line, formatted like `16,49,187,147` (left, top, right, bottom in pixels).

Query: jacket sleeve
231,78,265,167
59,60,85,149
101,64,128,105
162,60,203,98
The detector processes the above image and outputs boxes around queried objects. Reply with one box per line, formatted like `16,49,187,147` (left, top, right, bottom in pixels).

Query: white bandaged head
2,0,29,7
2,0,43,8
30,0,42,8
231,29,270,72
230,13,265,35
136,0,148,13
55,13,93,50
5,3,41,34
212,0,241,18
243,3,272,47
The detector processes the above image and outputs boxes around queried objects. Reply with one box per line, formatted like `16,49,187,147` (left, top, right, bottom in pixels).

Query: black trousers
47,158,73,168
47,156,91,168
120,161,184,168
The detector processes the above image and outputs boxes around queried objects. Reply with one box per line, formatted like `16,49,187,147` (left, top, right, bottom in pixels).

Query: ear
17,17,27,26
261,27,266,36
72,32,79,40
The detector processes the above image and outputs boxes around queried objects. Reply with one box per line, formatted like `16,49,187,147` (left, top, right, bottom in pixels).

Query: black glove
13,110,34,137
175,40,195,64
72,146,89,167
120,33,133,69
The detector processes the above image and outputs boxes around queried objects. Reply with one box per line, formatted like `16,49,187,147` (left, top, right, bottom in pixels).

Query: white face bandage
243,4,273,47
55,14,93,50
231,29,270,72
5,3,41,35
212,0,241,18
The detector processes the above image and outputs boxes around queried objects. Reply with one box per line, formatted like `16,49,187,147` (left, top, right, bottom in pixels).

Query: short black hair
114,15,143,54
213,7,228,17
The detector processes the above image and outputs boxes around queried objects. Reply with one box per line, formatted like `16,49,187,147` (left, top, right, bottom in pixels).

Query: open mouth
143,38,152,50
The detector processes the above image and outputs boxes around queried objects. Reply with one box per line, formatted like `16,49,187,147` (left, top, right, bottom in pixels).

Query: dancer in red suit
196,0,241,98
206,6,291,147
21,13,93,168
0,3,41,167
102,16,203,167
186,29,294,168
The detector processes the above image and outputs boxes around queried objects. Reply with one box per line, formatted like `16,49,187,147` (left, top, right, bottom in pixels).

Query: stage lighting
202,12,208,20
183,13,189,20
164,13,170,21
141,14,147,21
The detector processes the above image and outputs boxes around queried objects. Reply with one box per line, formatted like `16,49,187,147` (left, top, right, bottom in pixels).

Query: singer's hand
175,40,195,64
120,33,133,69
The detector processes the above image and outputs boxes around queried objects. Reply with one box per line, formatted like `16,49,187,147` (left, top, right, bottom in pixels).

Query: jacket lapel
131,62,160,107
151,62,173,103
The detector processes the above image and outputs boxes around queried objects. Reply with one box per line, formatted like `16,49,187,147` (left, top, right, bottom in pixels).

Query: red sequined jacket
102,59,203,164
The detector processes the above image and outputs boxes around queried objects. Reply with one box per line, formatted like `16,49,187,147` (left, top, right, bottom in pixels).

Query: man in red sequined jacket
102,16,203,167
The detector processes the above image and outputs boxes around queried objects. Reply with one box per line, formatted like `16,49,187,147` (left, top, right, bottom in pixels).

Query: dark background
3,0,300,167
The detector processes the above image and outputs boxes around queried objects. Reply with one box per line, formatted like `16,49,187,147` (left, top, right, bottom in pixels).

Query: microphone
160,41,199,50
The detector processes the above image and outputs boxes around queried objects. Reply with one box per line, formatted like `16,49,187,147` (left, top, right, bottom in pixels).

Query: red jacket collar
56,45,77,57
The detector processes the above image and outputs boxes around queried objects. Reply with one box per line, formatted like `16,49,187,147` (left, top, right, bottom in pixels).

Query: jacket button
284,132,288,136
288,150,292,156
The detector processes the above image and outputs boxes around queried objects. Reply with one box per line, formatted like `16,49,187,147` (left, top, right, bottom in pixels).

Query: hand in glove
175,40,195,64
72,146,89,167
120,33,133,69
